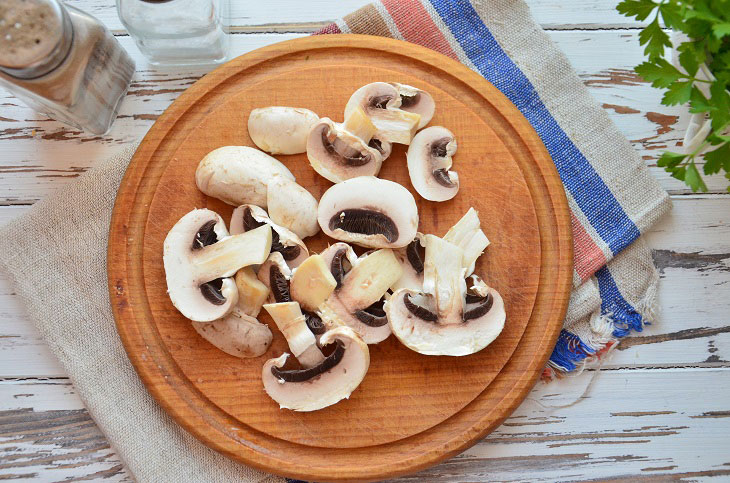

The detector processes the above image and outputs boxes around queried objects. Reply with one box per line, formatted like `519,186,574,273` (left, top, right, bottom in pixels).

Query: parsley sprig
616,0,730,192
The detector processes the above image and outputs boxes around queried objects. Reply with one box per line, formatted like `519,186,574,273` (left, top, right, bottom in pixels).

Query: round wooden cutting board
108,35,572,482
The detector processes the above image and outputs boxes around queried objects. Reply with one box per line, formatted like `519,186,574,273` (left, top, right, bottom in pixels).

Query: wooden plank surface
1,0,729,481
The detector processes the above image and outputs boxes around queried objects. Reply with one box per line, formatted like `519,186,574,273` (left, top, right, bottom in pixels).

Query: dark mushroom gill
431,137,451,158
192,220,218,250
328,209,399,243
271,340,345,382
330,248,352,290
368,138,385,155
399,92,421,108
354,298,388,327
406,239,424,274
322,127,372,167
432,168,456,188
403,293,438,322
368,94,392,109
463,293,493,321
269,265,291,303
243,207,300,261
304,311,326,335
200,278,226,305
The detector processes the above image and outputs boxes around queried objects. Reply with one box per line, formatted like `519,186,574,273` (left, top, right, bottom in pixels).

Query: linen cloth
0,0,670,480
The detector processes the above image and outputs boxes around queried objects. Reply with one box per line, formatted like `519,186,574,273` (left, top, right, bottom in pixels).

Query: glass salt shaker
117,0,230,66
0,0,135,135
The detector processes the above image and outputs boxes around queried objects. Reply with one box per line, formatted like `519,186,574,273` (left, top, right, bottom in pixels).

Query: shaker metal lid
0,0,73,79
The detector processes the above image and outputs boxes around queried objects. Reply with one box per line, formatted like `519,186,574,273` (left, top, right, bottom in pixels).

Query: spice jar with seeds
0,0,135,135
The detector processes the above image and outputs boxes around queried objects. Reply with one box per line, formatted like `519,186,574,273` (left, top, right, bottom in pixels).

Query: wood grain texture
107,35,572,481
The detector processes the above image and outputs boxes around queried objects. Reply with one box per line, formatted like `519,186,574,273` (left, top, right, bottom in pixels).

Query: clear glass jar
117,0,230,66
0,0,135,134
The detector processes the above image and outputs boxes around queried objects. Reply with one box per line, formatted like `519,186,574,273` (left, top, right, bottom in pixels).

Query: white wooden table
1,1,729,481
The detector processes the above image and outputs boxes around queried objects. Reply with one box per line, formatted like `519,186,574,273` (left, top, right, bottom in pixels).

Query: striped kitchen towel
318,0,672,376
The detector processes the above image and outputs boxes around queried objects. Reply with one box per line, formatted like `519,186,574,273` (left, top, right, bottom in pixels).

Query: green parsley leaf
709,82,730,130
635,60,684,88
685,162,708,192
657,151,687,168
679,49,700,76
689,86,713,113
713,23,730,38
639,19,672,60
703,143,730,175
616,0,658,21
662,80,694,105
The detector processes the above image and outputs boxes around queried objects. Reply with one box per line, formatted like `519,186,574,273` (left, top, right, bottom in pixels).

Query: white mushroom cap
307,117,384,183
266,175,320,239
389,83,435,129
191,308,273,358
195,146,294,207
344,82,421,144
230,205,308,268
317,176,419,249
163,209,272,322
384,234,505,356
262,326,370,411
248,107,319,155
407,126,459,202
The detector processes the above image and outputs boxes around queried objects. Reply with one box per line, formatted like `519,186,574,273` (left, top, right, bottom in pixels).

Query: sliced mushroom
248,107,319,155
344,82,421,144
266,175,319,239
318,242,357,290
230,205,308,268
195,146,294,208
318,248,403,344
191,308,273,358
443,207,490,276
264,302,325,368
257,252,293,304
385,234,505,356
389,82,435,129
290,254,337,312
368,134,392,161
234,266,269,317
318,176,419,249
307,108,384,183
163,209,272,322
391,234,425,291
262,326,369,411
407,126,459,202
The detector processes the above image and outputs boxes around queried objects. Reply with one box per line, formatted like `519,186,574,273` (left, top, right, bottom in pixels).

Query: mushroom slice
318,249,403,344
344,82,421,144
262,326,369,411
319,243,358,289
248,107,319,155
195,146,294,208
230,205,308,268
391,234,425,291
257,252,293,303
385,234,505,356
264,302,324,368
407,126,459,202
368,134,392,161
266,175,319,239
318,176,419,249
307,110,384,183
191,308,272,358
290,254,337,312
234,266,269,317
163,209,272,322
443,207,490,276
389,82,435,129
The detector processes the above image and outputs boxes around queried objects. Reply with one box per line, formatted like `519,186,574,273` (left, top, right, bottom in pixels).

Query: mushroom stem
422,234,466,321
443,208,490,276
343,106,377,142
336,249,403,309
290,254,337,312
193,225,272,280
264,302,325,368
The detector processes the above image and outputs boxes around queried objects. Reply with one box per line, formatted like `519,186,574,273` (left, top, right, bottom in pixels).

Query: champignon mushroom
257,252,293,304
290,254,337,312
318,242,357,290
317,176,419,249
230,205,308,268
263,301,324,368
262,326,369,411
266,175,319,239
344,82,421,144
407,126,459,202
391,234,425,292
195,146,294,208
191,308,273,358
234,266,270,317
318,247,403,344
385,234,505,356
248,107,319,155
389,82,435,129
307,107,384,183
368,134,392,161
443,207,490,276
163,209,272,322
